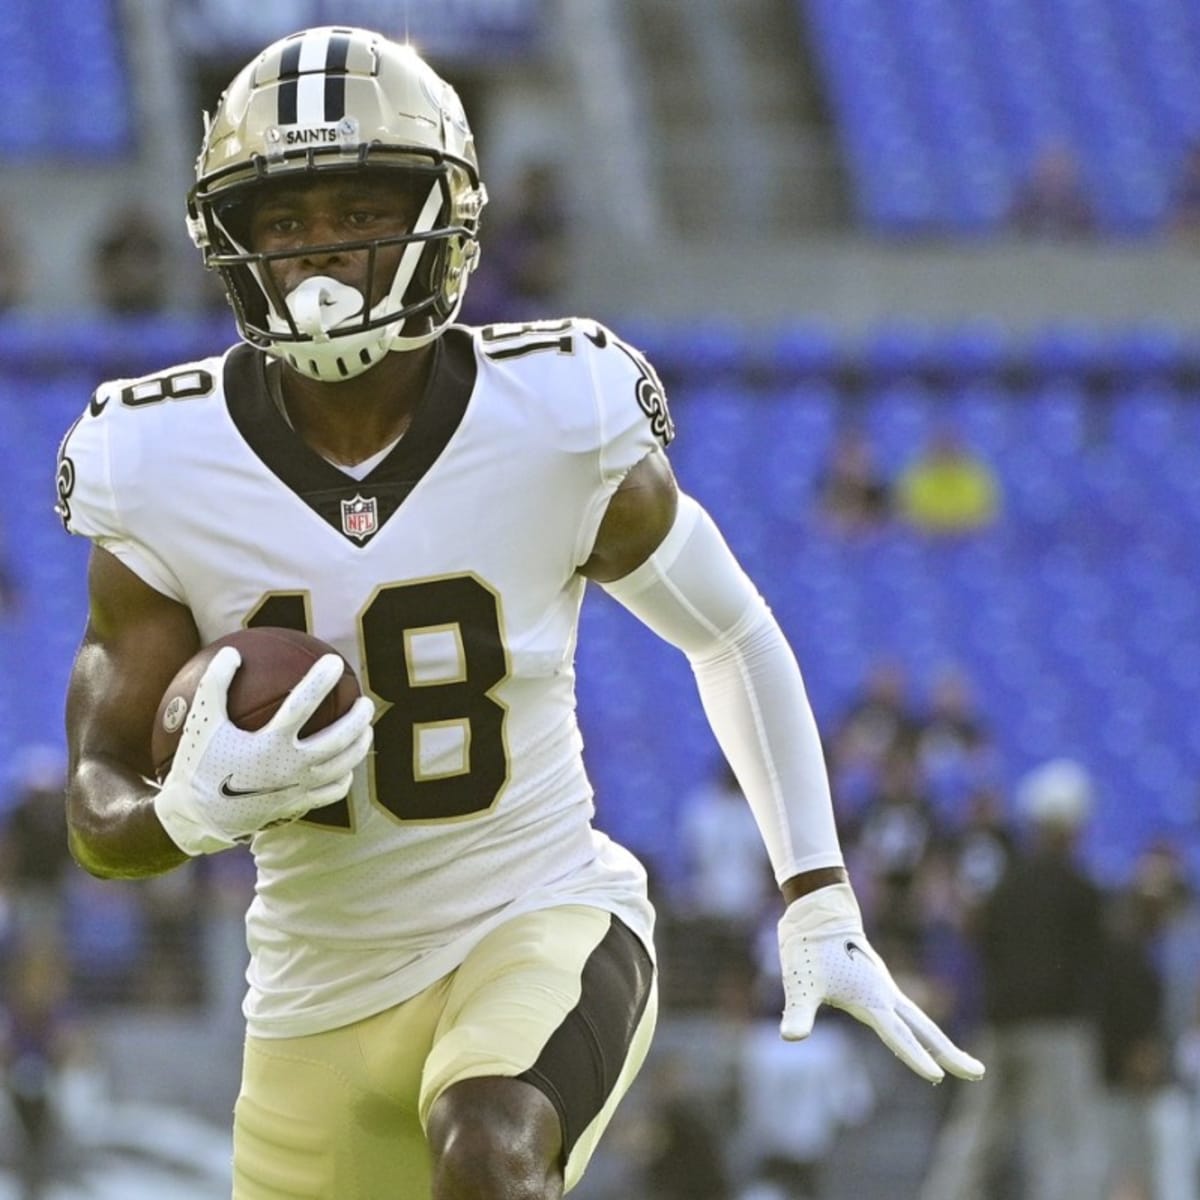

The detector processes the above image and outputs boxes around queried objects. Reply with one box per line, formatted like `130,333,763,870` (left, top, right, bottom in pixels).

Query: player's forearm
602,494,845,881
688,611,845,879
67,754,188,878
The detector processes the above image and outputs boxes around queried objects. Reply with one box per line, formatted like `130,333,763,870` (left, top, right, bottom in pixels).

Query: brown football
150,627,361,780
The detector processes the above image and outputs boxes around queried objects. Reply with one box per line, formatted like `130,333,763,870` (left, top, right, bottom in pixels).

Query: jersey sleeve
573,321,677,565
56,384,187,601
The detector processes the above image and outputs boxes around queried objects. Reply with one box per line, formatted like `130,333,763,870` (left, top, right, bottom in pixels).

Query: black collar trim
224,330,476,545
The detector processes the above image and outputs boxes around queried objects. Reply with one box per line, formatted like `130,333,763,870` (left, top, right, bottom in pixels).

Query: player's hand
153,647,374,855
777,882,985,1084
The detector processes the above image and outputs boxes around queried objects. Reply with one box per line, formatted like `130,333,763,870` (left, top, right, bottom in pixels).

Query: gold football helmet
187,27,487,381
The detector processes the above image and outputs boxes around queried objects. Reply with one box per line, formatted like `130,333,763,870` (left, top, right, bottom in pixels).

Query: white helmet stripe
298,28,332,72
297,30,333,124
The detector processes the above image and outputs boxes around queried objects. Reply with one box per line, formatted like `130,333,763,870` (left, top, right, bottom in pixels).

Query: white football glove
778,882,985,1084
153,646,374,856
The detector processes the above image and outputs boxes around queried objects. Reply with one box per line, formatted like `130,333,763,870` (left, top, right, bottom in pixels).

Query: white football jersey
58,318,674,1038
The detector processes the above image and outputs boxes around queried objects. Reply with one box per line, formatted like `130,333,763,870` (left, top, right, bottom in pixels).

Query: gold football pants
232,905,657,1198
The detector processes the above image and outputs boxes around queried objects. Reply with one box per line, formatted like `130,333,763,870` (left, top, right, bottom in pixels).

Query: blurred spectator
633,1052,732,1200
461,159,569,324
816,427,891,535
1008,140,1096,239
1097,858,1176,1200
832,659,921,774
61,873,146,1007
854,749,936,887
914,843,989,1042
1168,139,1200,241
1175,998,1200,1192
90,204,170,314
736,1017,874,1200
952,789,1015,908
1136,842,1200,1049
0,214,27,312
916,665,998,814
0,937,81,1198
895,427,1000,536
1,744,205,1014
917,666,990,761
660,762,768,1013
0,746,71,938
853,748,939,961
199,847,257,1034
920,759,1105,1200
136,870,205,1008
0,526,20,618
678,760,774,926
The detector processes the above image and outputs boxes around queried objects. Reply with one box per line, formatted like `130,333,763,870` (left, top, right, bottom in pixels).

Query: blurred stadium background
2,0,1200,1196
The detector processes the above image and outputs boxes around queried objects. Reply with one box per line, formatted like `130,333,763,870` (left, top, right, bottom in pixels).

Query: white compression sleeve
601,493,844,883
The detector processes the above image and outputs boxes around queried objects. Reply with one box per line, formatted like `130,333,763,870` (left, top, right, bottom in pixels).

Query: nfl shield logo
340,493,378,541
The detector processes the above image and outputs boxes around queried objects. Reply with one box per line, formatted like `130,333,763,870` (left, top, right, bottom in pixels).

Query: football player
57,27,984,1199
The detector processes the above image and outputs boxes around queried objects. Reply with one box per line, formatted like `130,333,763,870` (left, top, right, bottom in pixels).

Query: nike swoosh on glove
153,646,374,856
778,882,986,1084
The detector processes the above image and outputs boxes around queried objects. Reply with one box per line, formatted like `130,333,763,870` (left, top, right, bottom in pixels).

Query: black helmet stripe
325,32,350,121
274,30,351,126
276,38,303,125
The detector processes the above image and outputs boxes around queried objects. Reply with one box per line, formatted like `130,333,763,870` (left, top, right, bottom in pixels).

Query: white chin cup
261,263,442,381
274,275,366,341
